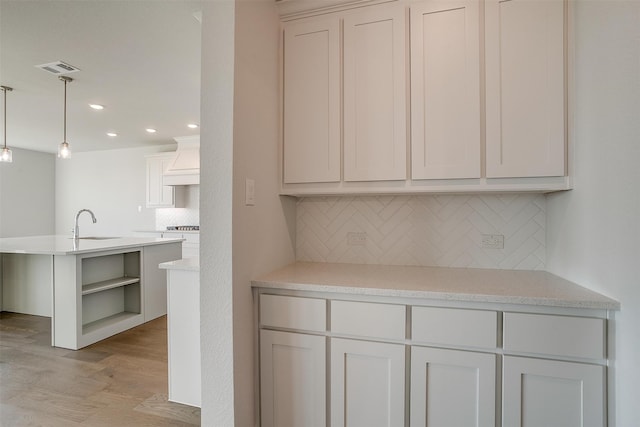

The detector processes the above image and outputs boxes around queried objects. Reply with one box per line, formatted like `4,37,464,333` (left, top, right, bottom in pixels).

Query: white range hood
164,135,200,186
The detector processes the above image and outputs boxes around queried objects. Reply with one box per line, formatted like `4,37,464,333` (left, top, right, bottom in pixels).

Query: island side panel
2,253,53,317
53,254,81,349
143,242,182,321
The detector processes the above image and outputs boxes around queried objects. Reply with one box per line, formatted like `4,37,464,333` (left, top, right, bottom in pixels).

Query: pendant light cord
58,76,72,145
3,87,6,150
63,79,67,143
2,86,7,150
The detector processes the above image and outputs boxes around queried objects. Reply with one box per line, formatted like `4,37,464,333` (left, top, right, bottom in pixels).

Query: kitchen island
0,235,183,349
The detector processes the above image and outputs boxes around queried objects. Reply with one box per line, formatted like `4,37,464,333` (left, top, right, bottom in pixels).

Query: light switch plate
245,178,255,206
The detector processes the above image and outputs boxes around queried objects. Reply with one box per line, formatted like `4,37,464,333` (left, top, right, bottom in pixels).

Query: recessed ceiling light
187,123,199,129
106,132,117,137
146,128,157,133
89,104,104,110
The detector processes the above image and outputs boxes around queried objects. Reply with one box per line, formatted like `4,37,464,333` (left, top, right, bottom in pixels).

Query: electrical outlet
347,232,367,246
481,234,504,249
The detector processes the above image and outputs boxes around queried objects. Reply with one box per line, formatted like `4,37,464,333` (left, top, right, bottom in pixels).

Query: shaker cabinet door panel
410,347,496,427
503,356,605,427
260,330,326,427
410,0,481,180
283,18,341,184
485,0,566,178
331,338,405,427
146,155,175,208
343,5,407,182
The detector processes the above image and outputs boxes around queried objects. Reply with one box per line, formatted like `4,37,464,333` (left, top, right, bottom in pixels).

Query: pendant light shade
1,85,13,163
58,76,73,159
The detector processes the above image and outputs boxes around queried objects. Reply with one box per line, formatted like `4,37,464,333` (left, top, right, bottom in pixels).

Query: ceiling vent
35,61,81,75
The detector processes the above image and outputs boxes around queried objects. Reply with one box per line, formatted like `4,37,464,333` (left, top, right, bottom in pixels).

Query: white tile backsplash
296,194,546,270
155,185,200,229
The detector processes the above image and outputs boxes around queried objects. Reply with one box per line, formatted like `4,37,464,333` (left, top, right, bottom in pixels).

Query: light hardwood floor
0,312,201,426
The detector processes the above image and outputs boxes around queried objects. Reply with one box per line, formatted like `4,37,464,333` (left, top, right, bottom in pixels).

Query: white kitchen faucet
73,209,97,239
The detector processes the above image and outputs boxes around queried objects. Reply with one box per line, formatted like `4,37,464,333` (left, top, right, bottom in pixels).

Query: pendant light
58,76,73,159
0,85,13,163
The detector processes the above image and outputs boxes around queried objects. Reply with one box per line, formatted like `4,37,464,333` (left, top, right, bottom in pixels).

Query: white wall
232,1,296,426
546,1,640,426
200,1,237,425
55,145,172,236
0,147,55,237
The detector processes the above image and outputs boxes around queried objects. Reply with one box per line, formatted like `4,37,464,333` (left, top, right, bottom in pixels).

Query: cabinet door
343,5,406,182
283,18,341,184
260,330,326,427
503,356,605,427
410,0,481,179
485,0,566,178
146,155,175,208
331,338,405,427
410,347,495,427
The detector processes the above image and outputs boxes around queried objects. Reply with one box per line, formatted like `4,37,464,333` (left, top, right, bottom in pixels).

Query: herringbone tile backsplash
296,194,546,270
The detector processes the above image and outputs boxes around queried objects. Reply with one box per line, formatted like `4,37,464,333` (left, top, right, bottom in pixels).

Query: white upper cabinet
343,5,407,181
279,0,571,195
146,154,177,208
485,0,566,178
282,18,341,184
410,0,481,180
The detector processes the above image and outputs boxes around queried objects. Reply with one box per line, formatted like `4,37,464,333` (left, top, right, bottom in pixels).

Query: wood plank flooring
0,312,201,426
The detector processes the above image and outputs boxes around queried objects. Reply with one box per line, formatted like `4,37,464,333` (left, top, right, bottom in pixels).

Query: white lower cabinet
410,347,496,427
503,356,604,427
331,338,405,427
260,330,326,427
256,292,609,427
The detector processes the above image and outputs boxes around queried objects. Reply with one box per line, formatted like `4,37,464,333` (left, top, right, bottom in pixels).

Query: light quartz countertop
0,235,184,256
159,256,200,272
252,262,620,310
134,230,200,234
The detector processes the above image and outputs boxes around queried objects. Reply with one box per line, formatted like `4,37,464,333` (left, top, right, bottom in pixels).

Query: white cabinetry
485,0,566,178
331,338,405,427
260,330,326,427
503,356,604,427
255,287,610,427
259,295,326,427
279,0,570,195
282,17,341,184
410,0,481,180
410,306,497,427
502,312,606,426
146,154,182,208
343,5,406,181
411,347,496,427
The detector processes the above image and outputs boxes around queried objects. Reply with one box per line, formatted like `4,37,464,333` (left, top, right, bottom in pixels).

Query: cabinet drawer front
412,307,497,349
260,294,326,332
503,313,605,360
331,300,405,340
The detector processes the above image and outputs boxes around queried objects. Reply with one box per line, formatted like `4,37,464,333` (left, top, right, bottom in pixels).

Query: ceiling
0,1,202,154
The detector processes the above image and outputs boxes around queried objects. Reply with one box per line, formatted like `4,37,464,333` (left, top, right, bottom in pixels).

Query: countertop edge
250,262,620,311
251,280,619,310
160,257,200,271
